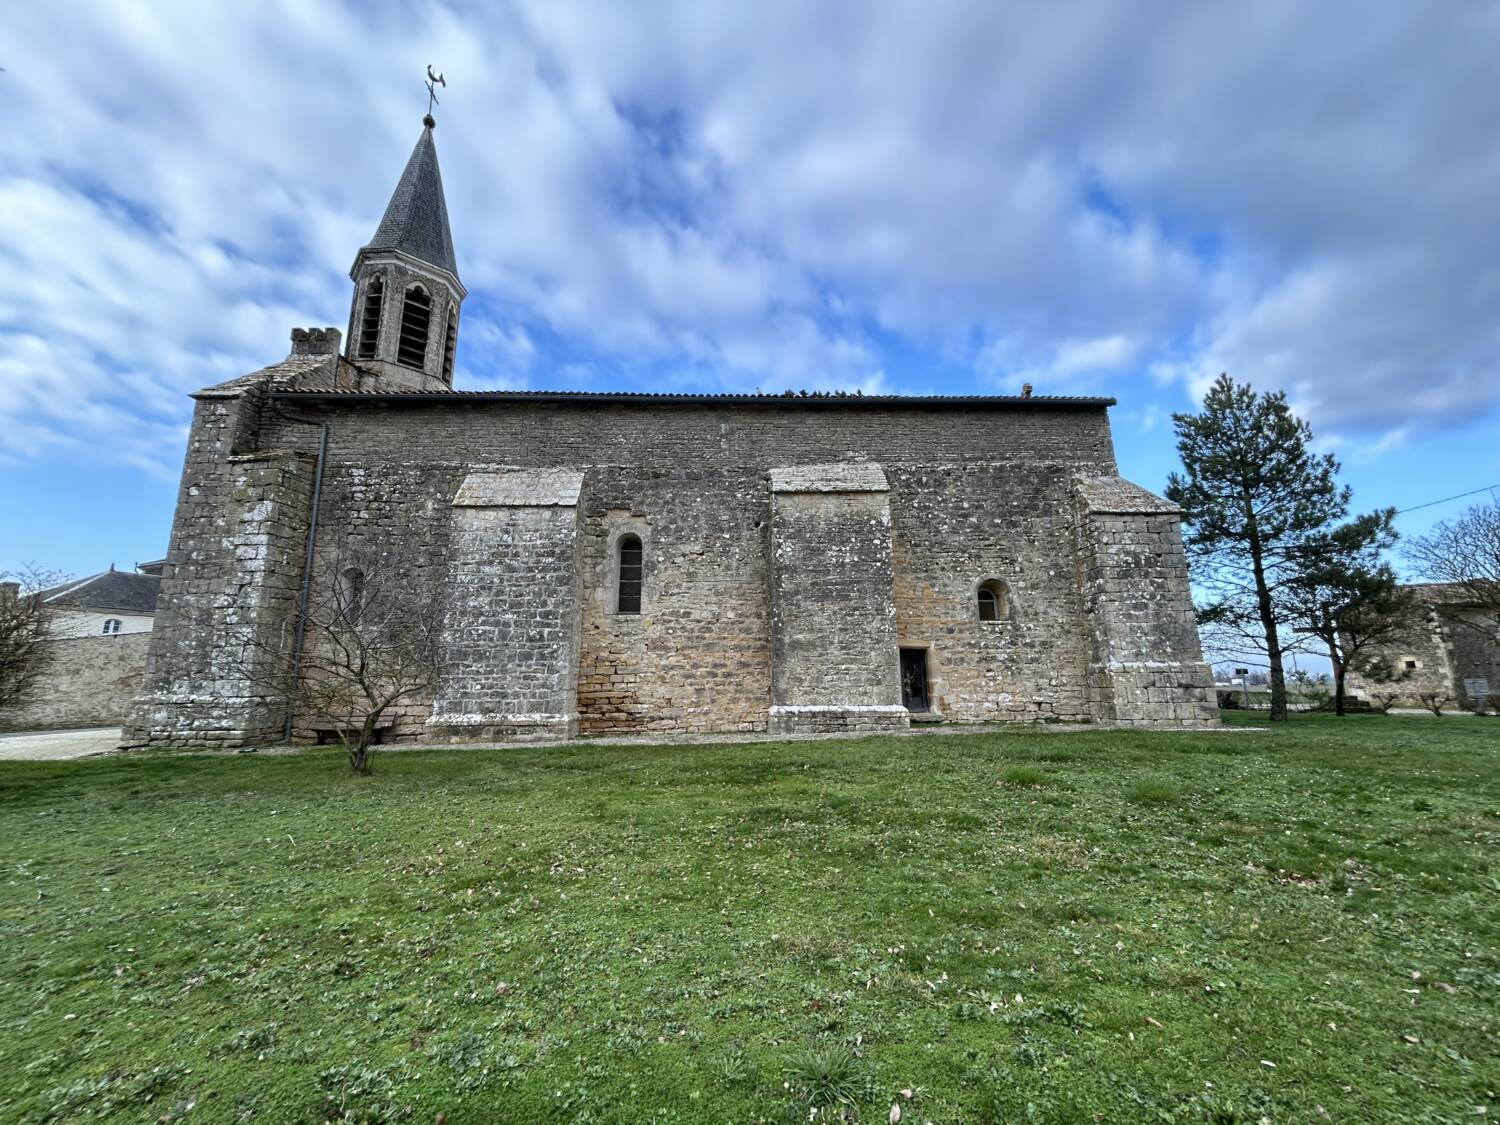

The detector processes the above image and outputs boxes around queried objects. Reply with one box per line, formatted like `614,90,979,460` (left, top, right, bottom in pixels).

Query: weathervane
424,64,446,125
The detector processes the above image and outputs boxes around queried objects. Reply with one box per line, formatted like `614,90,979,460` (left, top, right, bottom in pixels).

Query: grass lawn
1,713,1496,1123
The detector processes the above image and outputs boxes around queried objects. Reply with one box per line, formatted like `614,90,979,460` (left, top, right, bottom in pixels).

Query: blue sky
3,1,1499,589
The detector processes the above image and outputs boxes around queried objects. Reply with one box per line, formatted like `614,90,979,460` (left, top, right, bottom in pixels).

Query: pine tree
1285,511,1411,715
1165,373,1385,721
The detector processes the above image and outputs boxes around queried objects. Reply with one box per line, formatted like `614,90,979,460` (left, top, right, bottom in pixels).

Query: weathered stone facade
123,338,1219,746
123,114,1217,748
1346,584,1500,709
1,632,153,731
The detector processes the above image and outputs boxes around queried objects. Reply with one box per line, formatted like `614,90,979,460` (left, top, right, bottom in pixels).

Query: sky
3,1,1499,591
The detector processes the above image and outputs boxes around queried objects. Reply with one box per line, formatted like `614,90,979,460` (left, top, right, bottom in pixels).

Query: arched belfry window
101,618,122,635
397,285,432,368
617,535,643,614
356,277,384,359
977,578,1009,622
442,309,458,385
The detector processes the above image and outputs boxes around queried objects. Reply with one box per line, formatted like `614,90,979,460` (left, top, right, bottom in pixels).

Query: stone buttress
122,330,349,747
1072,476,1218,727
425,469,585,740
767,463,909,734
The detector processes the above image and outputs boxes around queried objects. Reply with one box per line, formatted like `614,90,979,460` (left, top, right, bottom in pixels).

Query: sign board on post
1463,678,1490,704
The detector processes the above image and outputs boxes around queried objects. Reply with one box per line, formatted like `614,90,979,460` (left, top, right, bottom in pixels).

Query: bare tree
1406,500,1500,613
238,540,439,774
0,565,69,710
1419,691,1450,717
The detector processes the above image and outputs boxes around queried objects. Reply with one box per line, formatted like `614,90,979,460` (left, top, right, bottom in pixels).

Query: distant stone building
1347,583,1500,710
0,564,162,731
123,114,1217,749
40,564,163,638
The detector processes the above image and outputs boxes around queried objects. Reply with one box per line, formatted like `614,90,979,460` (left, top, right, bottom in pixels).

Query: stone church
124,115,1217,748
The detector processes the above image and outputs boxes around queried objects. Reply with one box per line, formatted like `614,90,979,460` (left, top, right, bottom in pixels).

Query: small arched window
617,535,643,614
356,277,384,359
397,285,432,368
339,567,366,625
977,579,1009,622
101,618,122,635
441,309,457,385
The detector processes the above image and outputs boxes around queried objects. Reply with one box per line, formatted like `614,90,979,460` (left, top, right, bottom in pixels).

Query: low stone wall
0,631,153,731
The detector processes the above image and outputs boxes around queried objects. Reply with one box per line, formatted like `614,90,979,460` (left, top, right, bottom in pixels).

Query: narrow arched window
101,618,122,635
356,277,384,358
617,536,643,614
977,579,1008,622
441,309,457,385
339,567,366,625
397,285,432,368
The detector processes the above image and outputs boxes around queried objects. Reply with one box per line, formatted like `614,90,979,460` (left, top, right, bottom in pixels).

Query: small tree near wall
238,540,439,774
0,566,69,711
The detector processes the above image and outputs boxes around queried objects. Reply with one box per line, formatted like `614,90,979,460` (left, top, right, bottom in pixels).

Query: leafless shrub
0,565,70,710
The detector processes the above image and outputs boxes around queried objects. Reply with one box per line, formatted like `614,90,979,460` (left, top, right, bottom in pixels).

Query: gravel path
0,728,122,761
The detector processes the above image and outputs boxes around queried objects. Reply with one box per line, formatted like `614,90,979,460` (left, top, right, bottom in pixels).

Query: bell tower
346,113,465,391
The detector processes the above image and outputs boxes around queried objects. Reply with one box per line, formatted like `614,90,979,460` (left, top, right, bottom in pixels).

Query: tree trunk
1247,527,1288,722
347,710,383,775
1324,623,1346,716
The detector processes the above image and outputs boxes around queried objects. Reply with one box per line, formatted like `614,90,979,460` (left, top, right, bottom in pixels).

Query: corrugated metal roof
269,389,1116,408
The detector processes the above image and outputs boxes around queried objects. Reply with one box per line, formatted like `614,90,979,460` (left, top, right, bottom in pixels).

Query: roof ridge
267,388,1116,405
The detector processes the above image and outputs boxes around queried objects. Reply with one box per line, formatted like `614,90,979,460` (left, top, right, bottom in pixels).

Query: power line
1393,482,1500,516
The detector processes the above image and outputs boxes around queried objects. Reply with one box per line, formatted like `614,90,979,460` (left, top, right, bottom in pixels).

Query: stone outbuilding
1346,583,1500,710
123,115,1217,748
1,563,162,732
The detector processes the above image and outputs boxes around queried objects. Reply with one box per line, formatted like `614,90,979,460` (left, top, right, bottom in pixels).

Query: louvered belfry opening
442,309,457,384
356,277,384,358
397,285,432,368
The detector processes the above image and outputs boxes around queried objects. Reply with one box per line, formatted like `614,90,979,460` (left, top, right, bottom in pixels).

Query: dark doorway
899,648,930,712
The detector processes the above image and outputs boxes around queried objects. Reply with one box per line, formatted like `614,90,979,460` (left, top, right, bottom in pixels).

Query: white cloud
1,0,1498,477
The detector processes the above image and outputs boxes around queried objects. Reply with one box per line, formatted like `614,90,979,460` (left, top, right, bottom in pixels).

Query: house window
339,567,366,625
441,309,457,385
977,578,1009,621
617,535,643,614
1404,658,1419,671
356,277,384,358
101,618,122,635
396,285,432,368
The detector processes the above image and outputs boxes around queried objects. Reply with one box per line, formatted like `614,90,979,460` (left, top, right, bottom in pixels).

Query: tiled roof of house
40,569,161,614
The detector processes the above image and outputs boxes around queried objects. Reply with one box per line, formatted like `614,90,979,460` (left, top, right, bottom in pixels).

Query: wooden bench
308,717,396,745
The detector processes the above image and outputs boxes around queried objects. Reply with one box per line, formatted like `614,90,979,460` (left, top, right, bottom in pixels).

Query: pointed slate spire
360,116,459,281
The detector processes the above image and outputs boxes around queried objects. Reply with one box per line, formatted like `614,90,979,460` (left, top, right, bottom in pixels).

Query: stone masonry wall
1074,479,1217,727
1444,608,1500,707
125,379,319,747
248,398,1125,740
138,389,1219,742
256,399,1119,473
0,632,153,731
426,471,583,740
769,468,907,734
889,464,1096,723
577,467,773,734
1347,597,1500,709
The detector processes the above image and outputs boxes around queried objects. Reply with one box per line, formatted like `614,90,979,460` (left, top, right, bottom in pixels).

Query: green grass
1,712,1497,1122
